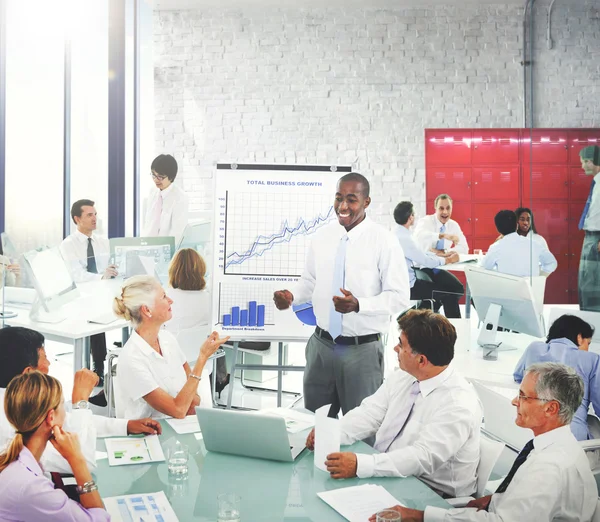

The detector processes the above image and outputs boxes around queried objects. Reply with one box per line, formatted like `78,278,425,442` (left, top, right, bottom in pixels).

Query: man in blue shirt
514,314,600,441
483,210,557,277
394,201,463,318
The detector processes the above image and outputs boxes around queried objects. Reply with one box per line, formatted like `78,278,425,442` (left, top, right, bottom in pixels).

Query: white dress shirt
583,172,600,231
482,233,557,277
142,183,189,243
425,425,597,522
291,216,410,336
0,387,127,474
395,225,444,288
339,366,482,497
117,329,191,419
414,214,469,255
59,230,110,283
525,231,549,250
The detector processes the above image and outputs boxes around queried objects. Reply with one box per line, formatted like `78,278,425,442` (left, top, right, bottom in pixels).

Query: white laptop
196,408,307,462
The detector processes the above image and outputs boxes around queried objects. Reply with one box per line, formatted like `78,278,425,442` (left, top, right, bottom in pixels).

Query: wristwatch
76,480,98,495
73,400,90,410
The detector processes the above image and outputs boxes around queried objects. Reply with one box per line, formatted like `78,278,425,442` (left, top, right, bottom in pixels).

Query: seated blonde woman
0,372,109,521
114,275,228,419
163,248,230,396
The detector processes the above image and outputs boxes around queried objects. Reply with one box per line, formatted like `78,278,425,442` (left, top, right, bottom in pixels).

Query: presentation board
211,164,351,340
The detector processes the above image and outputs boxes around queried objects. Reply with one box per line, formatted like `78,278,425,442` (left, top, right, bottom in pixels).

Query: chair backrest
175,325,212,364
476,434,505,497
472,380,533,451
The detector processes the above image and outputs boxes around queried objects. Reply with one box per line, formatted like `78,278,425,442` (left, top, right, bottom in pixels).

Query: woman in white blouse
515,207,549,249
163,248,230,396
113,275,228,419
142,154,189,243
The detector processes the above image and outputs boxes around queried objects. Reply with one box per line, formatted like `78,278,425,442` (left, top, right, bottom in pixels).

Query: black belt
315,326,380,345
584,230,600,236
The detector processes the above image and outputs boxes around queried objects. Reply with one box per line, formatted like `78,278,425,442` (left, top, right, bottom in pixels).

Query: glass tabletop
96,421,450,521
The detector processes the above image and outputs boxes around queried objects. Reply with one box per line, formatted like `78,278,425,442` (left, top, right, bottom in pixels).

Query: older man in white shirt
307,309,482,498
274,173,410,418
377,362,597,522
0,327,161,475
414,194,469,255
483,210,557,277
394,201,464,318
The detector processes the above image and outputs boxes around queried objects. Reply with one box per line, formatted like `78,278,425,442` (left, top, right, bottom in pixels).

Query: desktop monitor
464,265,546,349
109,236,175,280
177,220,211,250
22,247,80,322
0,232,18,258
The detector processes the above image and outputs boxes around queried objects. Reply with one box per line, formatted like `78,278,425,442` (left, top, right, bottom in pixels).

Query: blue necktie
329,235,348,340
435,224,446,250
579,180,596,230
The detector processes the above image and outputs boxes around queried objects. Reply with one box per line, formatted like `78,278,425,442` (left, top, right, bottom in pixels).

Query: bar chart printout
223,301,266,327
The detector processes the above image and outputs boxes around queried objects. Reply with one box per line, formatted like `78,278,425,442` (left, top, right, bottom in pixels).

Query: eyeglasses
150,172,167,181
515,392,558,403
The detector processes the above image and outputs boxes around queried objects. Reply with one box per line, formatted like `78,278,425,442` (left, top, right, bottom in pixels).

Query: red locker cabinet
425,167,471,202
521,129,569,165
425,130,472,166
472,202,519,238
472,167,519,201
472,130,520,164
569,131,599,165
570,166,594,201
522,165,569,201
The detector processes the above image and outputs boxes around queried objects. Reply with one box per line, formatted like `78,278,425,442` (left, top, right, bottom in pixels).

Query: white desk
450,318,535,390
5,280,129,372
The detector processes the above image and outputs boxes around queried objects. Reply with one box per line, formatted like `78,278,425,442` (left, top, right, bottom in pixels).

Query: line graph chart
224,191,336,276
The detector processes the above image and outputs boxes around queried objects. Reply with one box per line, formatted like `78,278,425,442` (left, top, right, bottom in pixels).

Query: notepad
314,404,340,472
105,435,165,466
166,415,201,434
318,484,404,522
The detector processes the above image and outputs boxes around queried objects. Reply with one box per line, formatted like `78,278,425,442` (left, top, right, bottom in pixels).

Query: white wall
153,1,600,226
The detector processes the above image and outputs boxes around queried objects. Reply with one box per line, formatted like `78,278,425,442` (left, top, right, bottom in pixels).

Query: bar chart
218,282,274,327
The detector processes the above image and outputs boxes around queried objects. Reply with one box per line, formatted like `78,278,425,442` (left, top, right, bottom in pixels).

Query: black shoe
89,390,108,408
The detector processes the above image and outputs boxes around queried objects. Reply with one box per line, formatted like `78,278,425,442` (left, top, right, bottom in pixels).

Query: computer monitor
177,220,211,250
109,236,175,280
22,247,80,322
0,232,18,258
464,265,546,350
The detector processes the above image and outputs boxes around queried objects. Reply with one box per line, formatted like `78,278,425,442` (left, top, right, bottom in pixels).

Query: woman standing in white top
113,275,228,419
515,207,549,250
143,154,189,243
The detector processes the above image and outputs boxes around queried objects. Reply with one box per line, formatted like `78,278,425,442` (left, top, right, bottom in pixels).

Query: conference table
4,279,129,371
96,422,451,521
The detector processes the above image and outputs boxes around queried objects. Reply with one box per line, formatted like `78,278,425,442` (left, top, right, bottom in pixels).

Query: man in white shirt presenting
60,199,118,385
374,362,597,522
273,173,410,417
306,309,482,497
394,201,464,318
414,194,469,255
0,327,161,475
578,145,600,311
483,210,557,277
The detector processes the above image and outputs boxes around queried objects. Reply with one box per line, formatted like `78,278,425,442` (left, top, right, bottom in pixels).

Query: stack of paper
314,404,340,472
318,484,404,522
260,407,315,433
105,435,165,466
104,491,179,521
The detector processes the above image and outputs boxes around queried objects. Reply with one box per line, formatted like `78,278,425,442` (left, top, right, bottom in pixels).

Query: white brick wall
153,1,600,226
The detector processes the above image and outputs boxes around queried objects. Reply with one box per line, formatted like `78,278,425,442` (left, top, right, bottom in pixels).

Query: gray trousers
303,332,384,418
579,232,600,312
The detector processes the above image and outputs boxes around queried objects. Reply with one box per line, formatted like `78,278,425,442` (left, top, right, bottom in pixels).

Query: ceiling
154,0,526,10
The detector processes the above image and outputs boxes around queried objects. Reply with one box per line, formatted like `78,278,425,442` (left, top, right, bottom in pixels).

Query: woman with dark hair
514,314,600,440
515,207,549,250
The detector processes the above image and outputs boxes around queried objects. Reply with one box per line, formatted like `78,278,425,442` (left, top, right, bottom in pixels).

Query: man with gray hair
372,362,597,522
